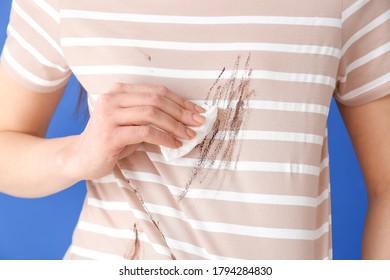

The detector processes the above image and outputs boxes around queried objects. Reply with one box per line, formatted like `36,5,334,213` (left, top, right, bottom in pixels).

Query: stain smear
126,178,177,260
124,223,141,259
136,48,152,62
179,54,255,200
133,223,140,258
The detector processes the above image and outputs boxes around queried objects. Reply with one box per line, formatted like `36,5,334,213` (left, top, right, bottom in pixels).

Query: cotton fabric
1,0,390,259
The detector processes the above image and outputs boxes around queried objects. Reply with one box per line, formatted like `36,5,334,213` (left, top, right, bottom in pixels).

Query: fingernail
193,113,206,124
186,128,196,138
175,139,183,148
195,104,206,113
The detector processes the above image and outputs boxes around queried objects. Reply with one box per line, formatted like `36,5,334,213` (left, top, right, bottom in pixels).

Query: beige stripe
60,9,341,27
61,37,341,58
75,76,334,107
165,237,239,260
89,177,331,228
69,246,123,260
62,47,340,83
119,151,322,197
59,18,340,46
87,197,329,240
1,47,70,87
144,151,320,176
81,200,330,259
211,130,324,145
33,0,59,23
342,0,370,22
340,72,390,101
342,9,390,55
150,139,323,164
138,188,330,230
338,42,390,83
121,170,329,206
7,25,68,72
146,205,330,240
71,65,336,88
87,93,329,115
12,1,63,54
77,221,172,258
164,223,330,259
77,200,137,229
59,0,340,18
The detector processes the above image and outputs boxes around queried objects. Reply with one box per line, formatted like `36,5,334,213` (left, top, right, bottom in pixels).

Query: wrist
55,135,85,183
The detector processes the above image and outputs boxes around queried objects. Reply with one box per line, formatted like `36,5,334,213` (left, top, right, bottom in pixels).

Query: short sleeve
0,0,71,93
335,0,390,107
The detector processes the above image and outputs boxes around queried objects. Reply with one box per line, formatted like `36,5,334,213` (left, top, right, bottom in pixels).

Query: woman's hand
67,83,205,180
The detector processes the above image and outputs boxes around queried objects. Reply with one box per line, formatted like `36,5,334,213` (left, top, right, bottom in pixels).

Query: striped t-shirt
2,0,390,260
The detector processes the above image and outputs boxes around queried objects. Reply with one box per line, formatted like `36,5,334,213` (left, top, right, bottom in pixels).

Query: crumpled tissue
160,104,218,162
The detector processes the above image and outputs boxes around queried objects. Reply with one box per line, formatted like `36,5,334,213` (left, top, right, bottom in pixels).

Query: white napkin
160,104,218,162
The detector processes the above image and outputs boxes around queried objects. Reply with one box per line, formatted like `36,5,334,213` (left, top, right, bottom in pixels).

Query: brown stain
136,48,152,62
124,223,141,260
179,54,255,200
126,178,177,260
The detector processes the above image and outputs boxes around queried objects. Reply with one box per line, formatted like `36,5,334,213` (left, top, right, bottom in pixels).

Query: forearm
0,131,81,198
337,95,390,259
362,189,390,259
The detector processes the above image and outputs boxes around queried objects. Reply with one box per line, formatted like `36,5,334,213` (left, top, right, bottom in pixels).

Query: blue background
0,0,367,259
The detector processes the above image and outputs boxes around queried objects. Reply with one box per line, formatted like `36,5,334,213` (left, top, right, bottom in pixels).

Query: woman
0,0,389,259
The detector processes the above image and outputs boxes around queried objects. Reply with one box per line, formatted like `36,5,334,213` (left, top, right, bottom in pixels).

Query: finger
113,125,182,149
118,145,139,159
115,106,197,140
105,87,206,127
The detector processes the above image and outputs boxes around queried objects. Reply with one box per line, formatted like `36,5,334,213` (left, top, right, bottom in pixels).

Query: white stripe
87,96,94,113
165,238,239,260
93,173,117,184
33,0,59,23
145,151,320,176
93,173,118,184
329,249,333,260
70,245,123,260
2,46,69,88
130,208,154,221
93,173,128,187
88,94,329,115
212,130,324,145
339,42,390,83
60,9,341,27
60,37,341,58
86,198,330,240
78,221,238,260
77,221,172,257
7,25,68,72
339,72,390,101
72,65,336,87
320,157,329,171
12,1,63,55
176,187,330,208
232,100,329,115
78,221,133,239
85,199,154,227
78,220,331,260
87,198,132,211
101,170,329,207
342,9,390,55
86,198,153,221
342,0,370,22
144,203,330,240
